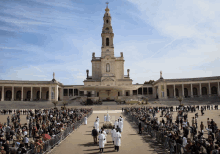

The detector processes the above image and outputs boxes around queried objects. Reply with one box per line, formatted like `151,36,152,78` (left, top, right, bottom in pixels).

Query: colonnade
0,85,62,101
155,82,220,99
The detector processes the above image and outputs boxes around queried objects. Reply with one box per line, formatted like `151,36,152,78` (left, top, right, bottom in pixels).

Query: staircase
101,101,117,105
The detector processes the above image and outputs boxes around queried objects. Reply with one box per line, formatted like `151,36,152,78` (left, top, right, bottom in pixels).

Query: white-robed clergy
118,119,123,132
114,130,122,149
98,131,106,152
84,116,87,125
94,120,99,132
96,116,99,123
102,128,107,144
104,115,107,122
106,114,110,122
114,120,118,129
111,127,116,144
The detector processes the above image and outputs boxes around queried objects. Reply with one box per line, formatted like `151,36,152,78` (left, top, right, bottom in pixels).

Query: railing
123,110,192,154
26,110,93,154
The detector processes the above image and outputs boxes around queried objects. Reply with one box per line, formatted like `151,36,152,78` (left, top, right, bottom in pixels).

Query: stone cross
106,2,109,7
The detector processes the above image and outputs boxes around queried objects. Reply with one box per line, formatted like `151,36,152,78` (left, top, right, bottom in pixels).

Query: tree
178,96,183,105
62,101,68,108
52,101,58,108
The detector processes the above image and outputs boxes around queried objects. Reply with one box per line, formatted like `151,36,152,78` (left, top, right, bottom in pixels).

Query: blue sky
0,0,220,85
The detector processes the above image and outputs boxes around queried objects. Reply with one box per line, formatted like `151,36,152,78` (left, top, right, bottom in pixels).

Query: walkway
50,110,157,154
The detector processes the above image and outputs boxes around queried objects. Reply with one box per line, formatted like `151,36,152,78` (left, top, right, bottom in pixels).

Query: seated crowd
124,105,220,154
0,107,92,154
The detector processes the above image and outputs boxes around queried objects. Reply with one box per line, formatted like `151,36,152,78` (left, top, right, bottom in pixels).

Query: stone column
122,90,125,96
158,85,161,99
218,82,220,96
55,85,58,101
164,84,167,99
173,84,176,98
199,83,202,97
191,84,193,98
60,88,64,100
40,87,42,100
84,91,87,96
1,86,4,101
91,91,95,97
182,84,184,97
153,87,156,98
49,86,51,101
30,87,33,101
208,82,211,97
12,86,14,101
21,86,23,101
130,90,133,96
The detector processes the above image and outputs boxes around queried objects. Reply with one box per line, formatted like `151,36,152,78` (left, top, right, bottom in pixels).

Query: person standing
84,116,87,125
94,120,99,132
7,117,10,127
118,119,123,133
104,115,106,122
114,120,118,129
111,127,116,145
138,120,142,134
92,127,98,144
98,131,106,153
114,130,121,152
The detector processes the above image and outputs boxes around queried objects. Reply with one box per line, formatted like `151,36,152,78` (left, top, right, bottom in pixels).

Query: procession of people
92,114,123,153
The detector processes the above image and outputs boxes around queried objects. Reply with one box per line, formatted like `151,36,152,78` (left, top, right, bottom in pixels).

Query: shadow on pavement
78,142,99,147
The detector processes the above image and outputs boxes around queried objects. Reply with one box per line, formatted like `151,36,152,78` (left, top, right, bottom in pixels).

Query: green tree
178,96,183,105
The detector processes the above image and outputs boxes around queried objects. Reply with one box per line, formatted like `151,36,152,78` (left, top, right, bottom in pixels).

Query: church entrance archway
211,86,217,95
37,91,40,100
16,91,21,100
6,90,12,101
175,88,179,97
87,92,91,97
27,91,31,100
193,87,197,96
184,88,188,98
202,87,207,95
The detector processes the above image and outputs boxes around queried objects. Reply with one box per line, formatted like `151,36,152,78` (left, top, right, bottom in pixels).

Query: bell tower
101,2,114,58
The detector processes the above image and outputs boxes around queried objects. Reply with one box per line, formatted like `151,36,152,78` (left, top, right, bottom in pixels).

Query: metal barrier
25,109,93,154
123,109,189,154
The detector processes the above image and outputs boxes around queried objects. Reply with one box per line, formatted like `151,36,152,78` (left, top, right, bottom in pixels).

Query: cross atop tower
106,2,109,8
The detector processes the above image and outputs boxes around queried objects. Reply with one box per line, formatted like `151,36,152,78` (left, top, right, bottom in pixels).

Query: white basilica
0,6,220,102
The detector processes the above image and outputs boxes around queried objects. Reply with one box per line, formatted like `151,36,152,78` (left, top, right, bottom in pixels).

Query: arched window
106,20,108,23
184,88,188,98
106,38,109,46
27,91,31,100
175,88,179,97
211,86,217,94
106,63,110,72
16,91,21,100
193,87,197,96
202,87,207,95
37,91,40,100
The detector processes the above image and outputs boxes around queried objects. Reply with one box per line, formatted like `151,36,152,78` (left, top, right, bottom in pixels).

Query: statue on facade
52,72,56,82
86,69,89,78
120,52,123,57
160,71,163,79
92,52,95,58
127,69,130,77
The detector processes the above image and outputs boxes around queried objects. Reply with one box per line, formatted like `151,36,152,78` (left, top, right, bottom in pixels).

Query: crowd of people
0,107,92,154
124,105,220,154
92,114,123,153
